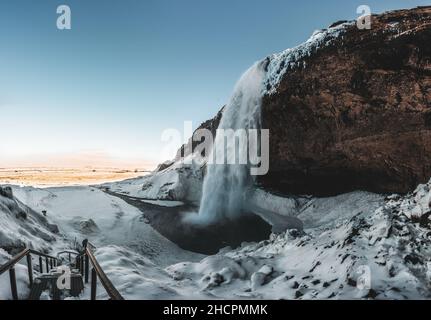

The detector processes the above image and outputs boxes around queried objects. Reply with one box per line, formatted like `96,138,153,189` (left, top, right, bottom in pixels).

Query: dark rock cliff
259,7,431,195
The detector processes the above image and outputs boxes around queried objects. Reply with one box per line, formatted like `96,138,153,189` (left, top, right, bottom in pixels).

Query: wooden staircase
0,241,124,300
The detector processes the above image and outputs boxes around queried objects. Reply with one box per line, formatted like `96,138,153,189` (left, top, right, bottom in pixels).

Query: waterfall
193,61,266,225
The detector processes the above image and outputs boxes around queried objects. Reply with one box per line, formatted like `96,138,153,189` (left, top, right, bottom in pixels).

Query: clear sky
0,0,429,168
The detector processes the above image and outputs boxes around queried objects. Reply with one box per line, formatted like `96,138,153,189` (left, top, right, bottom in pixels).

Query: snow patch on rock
103,155,204,205
264,22,354,94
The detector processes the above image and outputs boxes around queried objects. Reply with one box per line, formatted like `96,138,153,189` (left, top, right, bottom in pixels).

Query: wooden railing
0,242,123,300
0,248,58,300
75,243,124,300
56,250,79,263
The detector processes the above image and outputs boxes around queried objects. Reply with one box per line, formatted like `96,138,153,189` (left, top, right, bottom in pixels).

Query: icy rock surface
264,22,353,94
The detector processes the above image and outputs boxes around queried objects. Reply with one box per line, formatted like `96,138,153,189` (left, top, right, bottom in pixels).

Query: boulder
0,186,14,199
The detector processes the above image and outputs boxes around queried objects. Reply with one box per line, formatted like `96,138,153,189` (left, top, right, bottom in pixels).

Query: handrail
87,241,97,250
0,248,58,300
0,248,30,276
84,246,124,300
0,249,57,276
29,250,57,261
57,250,79,264
57,250,79,256
1,244,123,300
74,239,124,300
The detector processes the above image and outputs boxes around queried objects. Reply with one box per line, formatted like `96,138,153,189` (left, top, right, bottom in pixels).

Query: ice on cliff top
264,22,354,94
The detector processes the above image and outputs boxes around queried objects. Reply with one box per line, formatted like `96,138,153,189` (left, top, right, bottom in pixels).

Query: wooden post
68,252,71,262
45,257,49,273
9,268,18,300
26,254,33,286
80,257,84,276
91,268,97,300
39,256,43,273
50,259,53,270
85,255,89,283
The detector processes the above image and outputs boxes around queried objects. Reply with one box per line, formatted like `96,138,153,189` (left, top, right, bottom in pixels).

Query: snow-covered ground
2,181,430,299
111,182,429,300
0,185,203,300
11,186,202,267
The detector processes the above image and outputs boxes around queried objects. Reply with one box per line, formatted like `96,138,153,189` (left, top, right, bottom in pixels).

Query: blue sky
0,0,429,167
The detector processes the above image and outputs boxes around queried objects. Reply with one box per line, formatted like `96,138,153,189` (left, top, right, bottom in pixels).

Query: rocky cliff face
175,107,225,162
260,7,431,196
158,7,431,198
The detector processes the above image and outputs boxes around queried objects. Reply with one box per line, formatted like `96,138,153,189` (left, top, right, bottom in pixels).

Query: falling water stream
195,61,266,225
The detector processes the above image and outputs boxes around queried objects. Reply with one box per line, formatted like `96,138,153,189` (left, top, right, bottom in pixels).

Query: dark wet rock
411,211,431,228
365,289,379,299
47,223,60,234
74,219,100,234
404,253,423,265
175,107,225,161
309,261,322,273
155,160,175,172
15,210,27,220
347,278,357,287
0,186,14,199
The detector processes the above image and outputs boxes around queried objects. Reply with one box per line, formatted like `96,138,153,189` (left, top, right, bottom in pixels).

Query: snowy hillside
0,187,62,254
0,185,203,299
0,186,68,299
2,179,431,299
